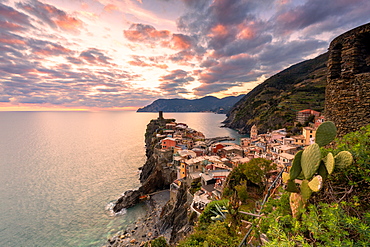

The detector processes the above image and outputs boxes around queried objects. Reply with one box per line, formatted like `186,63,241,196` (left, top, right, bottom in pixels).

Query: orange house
162,137,177,150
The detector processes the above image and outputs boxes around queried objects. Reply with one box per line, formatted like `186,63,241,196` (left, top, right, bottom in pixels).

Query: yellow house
178,161,187,179
302,127,316,145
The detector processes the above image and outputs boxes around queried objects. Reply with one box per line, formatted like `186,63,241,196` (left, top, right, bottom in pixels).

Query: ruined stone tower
325,23,370,136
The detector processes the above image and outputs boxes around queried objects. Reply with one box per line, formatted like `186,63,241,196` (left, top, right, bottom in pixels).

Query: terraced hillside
223,52,328,133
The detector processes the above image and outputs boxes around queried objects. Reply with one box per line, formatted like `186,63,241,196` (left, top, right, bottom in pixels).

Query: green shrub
144,236,169,247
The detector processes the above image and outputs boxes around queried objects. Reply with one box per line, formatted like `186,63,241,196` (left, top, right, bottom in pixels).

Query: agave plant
210,203,228,221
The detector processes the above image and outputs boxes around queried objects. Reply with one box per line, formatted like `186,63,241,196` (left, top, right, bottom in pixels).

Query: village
152,109,325,216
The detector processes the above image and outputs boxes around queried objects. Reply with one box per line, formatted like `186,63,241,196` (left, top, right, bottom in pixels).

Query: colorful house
296,109,320,124
302,127,316,145
162,137,177,150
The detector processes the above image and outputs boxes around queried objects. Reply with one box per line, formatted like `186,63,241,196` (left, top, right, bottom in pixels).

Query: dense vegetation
223,53,328,133
174,124,370,247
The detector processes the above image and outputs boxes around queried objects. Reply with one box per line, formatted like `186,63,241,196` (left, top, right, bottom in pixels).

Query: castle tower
325,23,370,136
250,124,258,139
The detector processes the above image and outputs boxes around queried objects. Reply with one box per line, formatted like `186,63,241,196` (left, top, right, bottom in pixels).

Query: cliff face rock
113,118,177,212
223,53,328,133
158,181,194,245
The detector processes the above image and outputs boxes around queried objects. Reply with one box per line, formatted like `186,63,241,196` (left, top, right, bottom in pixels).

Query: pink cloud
104,4,119,12
17,0,84,34
170,34,192,50
55,15,83,32
208,24,229,38
124,24,170,43
0,33,26,45
128,60,168,69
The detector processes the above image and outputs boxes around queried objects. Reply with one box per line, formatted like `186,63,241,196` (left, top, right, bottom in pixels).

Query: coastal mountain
137,95,245,114
223,52,329,133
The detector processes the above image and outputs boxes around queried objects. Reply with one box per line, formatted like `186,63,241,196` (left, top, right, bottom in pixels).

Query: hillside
137,95,245,114
223,52,329,133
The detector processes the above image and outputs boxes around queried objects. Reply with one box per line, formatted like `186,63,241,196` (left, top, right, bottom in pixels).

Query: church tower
250,124,258,139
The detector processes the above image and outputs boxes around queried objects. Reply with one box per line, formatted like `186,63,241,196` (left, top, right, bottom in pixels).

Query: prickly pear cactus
315,121,337,147
290,192,303,218
282,121,353,218
308,175,323,192
300,180,312,202
282,172,290,183
290,150,303,180
324,152,335,174
335,151,353,168
286,179,299,193
318,161,329,180
301,143,321,180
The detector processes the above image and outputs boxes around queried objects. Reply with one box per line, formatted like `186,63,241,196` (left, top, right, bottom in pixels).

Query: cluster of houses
155,109,324,214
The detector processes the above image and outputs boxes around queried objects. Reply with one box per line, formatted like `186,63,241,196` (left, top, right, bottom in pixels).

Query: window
356,32,370,73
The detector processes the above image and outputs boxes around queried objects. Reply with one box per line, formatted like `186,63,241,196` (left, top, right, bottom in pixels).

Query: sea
0,111,242,247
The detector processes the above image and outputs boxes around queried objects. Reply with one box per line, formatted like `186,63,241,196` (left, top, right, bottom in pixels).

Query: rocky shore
106,191,171,247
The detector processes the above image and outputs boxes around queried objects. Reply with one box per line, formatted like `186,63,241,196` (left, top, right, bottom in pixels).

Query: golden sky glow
1,0,370,111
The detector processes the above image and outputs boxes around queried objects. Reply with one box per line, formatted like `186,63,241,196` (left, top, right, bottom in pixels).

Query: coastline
105,191,170,247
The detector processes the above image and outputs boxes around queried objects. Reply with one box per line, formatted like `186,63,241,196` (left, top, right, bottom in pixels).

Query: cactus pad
286,179,299,193
325,152,335,174
282,172,290,183
315,121,337,147
301,180,312,202
290,193,303,218
335,151,353,168
296,171,305,180
290,150,303,180
318,161,328,180
301,143,321,180
308,175,323,192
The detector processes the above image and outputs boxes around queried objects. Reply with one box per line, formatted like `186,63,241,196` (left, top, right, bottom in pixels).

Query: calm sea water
0,111,241,246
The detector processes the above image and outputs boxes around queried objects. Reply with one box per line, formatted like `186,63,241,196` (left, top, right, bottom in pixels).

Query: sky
1,0,370,111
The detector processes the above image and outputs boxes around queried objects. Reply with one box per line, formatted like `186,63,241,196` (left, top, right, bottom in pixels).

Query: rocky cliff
158,181,194,245
113,117,177,212
111,116,194,246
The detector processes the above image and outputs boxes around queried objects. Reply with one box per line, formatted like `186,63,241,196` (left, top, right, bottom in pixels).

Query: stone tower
250,124,258,139
325,23,370,136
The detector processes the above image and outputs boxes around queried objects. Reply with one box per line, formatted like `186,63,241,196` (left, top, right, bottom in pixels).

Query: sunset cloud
1,0,370,110
158,69,194,96
124,23,170,43
16,0,83,34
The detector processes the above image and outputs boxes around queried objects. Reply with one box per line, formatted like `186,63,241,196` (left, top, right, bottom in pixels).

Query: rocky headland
107,115,195,246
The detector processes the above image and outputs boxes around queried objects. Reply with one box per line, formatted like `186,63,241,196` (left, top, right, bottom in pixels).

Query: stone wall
325,23,370,136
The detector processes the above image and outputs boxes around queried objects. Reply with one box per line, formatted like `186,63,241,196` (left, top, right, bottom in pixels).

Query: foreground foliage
164,125,370,246
258,124,370,246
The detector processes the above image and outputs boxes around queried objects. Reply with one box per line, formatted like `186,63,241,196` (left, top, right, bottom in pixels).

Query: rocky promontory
108,114,195,246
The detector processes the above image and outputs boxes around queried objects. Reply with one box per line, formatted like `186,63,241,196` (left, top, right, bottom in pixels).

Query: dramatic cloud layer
0,0,369,110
